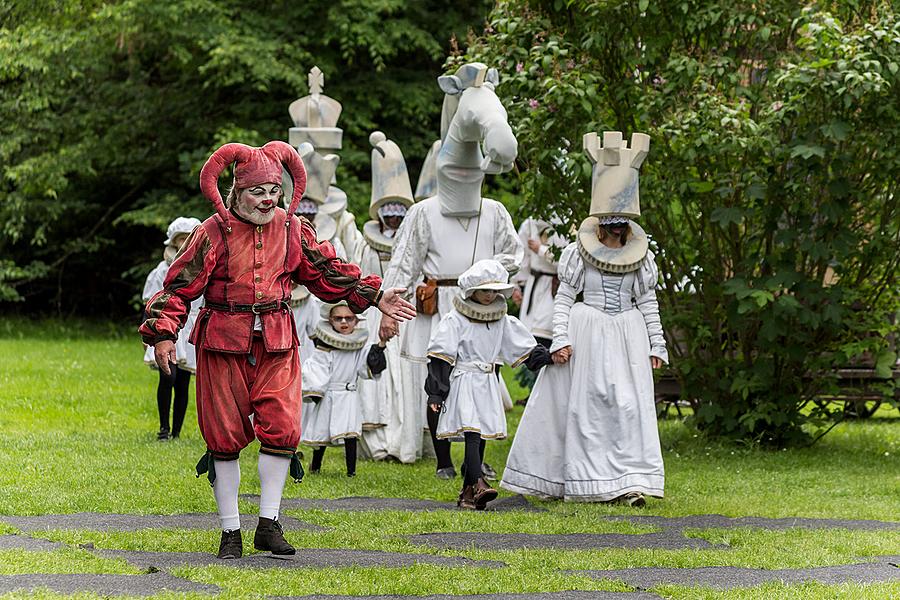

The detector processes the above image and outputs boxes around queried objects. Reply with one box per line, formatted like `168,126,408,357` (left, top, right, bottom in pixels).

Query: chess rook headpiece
368,131,414,220
288,66,343,151
577,131,651,273
582,131,650,219
200,141,307,230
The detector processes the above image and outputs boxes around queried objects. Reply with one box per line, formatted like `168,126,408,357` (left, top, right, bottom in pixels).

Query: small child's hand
429,403,442,413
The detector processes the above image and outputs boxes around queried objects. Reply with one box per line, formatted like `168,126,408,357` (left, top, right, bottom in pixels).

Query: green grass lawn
0,318,898,599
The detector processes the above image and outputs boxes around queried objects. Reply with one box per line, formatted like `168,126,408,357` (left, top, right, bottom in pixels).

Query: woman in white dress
426,260,551,509
301,302,388,477
142,217,202,440
501,131,667,506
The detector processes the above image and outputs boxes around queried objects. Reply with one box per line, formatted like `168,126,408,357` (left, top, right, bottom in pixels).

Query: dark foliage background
0,0,491,316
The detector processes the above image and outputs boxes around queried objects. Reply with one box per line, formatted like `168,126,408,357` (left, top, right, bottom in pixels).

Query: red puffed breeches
196,335,301,460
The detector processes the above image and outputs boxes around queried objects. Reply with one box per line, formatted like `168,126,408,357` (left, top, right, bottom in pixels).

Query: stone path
575,555,900,590
0,573,219,595
0,512,325,533
243,494,545,513
1,508,898,597
95,548,505,570
605,514,900,532
409,531,716,551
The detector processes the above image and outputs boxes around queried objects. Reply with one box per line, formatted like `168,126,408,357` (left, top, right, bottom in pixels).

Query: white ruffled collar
312,322,369,351
577,217,648,274
452,294,507,322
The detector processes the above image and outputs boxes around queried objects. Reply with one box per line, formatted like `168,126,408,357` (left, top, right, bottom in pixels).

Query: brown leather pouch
416,278,439,316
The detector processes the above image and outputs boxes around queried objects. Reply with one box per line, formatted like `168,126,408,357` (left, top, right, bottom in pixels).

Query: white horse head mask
435,63,518,217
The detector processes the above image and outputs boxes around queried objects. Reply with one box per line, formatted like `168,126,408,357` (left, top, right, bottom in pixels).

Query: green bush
463,0,900,443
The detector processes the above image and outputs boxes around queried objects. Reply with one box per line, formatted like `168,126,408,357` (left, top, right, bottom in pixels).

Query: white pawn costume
353,132,415,460
142,217,203,372
513,218,568,343
381,63,524,469
300,302,387,476
427,260,548,441
501,131,668,503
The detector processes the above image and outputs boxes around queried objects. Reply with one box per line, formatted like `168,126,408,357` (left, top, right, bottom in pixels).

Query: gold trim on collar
313,323,369,351
452,294,507,322
577,217,648,273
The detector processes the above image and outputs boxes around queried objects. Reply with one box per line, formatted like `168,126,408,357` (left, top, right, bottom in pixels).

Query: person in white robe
512,218,568,344
353,132,415,461
142,216,203,440
379,63,524,478
290,284,319,365
301,302,388,477
426,259,551,509
501,131,668,506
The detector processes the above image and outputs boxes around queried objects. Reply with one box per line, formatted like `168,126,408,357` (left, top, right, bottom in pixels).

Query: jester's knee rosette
195,449,241,486
578,131,651,273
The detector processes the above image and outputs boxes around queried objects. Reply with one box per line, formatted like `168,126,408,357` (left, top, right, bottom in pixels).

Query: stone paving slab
409,532,716,551
0,573,219,595
274,592,661,600
96,548,505,570
0,512,325,533
244,494,544,513
607,514,900,532
0,534,63,551
575,556,900,590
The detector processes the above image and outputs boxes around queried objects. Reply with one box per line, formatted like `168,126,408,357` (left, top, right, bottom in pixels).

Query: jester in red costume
140,141,414,559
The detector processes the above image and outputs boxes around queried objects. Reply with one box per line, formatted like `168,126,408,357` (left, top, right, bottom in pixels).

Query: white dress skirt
300,344,374,446
428,311,536,441
142,260,200,373
501,243,668,501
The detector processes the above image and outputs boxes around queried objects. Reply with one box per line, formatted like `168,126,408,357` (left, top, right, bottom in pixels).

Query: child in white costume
501,131,667,506
301,302,388,477
142,216,202,440
426,260,551,509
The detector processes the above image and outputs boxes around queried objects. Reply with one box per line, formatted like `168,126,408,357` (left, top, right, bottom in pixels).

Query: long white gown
501,243,668,501
353,226,400,459
142,260,201,372
429,309,536,440
381,196,524,462
513,218,566,340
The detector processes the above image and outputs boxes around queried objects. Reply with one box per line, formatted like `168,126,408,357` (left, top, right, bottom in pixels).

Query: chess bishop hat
368,131,414,220
288,66,343,151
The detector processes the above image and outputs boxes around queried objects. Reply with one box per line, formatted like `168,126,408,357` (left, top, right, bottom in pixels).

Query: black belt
205,299,289,314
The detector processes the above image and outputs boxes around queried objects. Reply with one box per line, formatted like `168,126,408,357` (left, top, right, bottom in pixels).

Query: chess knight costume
501,131,668,503
140,141,389,558
352,132,415,460
380,63,524,470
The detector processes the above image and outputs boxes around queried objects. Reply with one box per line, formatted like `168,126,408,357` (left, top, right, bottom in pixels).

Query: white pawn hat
458,259,514,299
367,131,414,220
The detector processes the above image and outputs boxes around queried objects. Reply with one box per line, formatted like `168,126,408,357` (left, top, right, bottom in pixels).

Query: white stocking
212,459,241,531
258,453,290,520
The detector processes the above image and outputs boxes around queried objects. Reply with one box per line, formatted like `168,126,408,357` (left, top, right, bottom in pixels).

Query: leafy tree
0,0,490,313
462,0,900,443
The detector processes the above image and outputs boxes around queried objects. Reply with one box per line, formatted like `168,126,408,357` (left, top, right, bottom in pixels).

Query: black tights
310,438,358,476
427,406,454,470
157,367,191,436
462,432,483,486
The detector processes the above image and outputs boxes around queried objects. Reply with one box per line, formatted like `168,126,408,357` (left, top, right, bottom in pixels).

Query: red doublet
140,208,381,459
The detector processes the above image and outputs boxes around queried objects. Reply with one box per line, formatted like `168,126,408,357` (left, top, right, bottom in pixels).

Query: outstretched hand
154,340,177,375
378,287,416,322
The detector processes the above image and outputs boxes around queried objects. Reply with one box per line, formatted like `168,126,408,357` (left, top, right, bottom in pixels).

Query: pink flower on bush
516,62,524,73
528,98,539,109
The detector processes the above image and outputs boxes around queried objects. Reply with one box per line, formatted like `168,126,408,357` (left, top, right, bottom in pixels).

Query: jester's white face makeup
234,183,282,225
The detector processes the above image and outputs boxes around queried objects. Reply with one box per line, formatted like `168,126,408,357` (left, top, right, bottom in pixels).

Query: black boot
254,517,295,555
217,529,242,559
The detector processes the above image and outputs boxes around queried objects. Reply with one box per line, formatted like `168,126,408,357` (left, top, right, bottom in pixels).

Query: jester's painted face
234,183,282,225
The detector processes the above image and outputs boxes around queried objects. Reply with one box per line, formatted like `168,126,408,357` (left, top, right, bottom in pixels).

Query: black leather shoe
217,529,242,559
254,517,295,555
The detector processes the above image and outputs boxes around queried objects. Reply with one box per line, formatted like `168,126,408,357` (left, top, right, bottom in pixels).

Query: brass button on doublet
256,225,263,233
254,276,262,283
256,291,263,299
255,242,263,249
